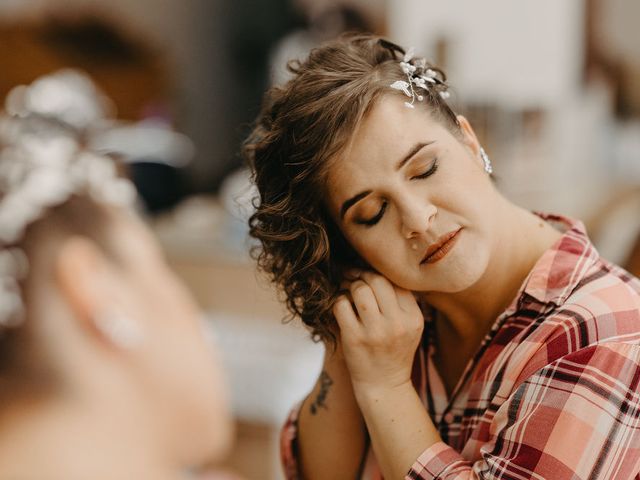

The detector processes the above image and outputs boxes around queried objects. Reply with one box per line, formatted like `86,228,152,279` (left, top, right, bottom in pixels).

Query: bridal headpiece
390,48,451,109
0,74,136,330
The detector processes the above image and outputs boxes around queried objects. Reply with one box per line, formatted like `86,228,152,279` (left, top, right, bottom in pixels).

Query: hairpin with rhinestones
0,112,137,331
390,48,450,109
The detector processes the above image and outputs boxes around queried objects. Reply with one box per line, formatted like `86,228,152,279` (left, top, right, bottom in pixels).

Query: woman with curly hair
245,34,640,479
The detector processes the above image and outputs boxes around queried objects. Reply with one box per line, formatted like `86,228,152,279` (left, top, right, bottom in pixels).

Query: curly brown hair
244,33,462,346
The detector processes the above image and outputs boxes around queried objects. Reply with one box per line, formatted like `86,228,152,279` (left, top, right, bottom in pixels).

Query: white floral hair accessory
5,69,113,130
0,248,29,328
390,48,451,109
0,112,137,330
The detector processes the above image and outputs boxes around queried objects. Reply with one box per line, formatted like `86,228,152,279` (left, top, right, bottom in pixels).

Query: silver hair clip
390,48,450,109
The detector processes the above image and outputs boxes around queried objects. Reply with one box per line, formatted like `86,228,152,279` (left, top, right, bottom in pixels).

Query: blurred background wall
0,1,638,478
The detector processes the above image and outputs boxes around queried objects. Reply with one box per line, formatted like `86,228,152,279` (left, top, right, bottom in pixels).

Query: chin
416,251,490,294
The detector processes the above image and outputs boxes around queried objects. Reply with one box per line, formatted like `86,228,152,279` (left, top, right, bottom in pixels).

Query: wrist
352,378,415,408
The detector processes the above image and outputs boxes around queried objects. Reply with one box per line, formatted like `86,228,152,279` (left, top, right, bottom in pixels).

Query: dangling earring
480,147,493,175
93,308,143,349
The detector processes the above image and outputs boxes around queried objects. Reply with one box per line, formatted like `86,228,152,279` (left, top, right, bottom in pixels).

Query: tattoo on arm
309,370,334,415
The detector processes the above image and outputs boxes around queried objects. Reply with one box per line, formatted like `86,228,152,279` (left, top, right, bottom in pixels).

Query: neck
0,394,186,480
422,202,562,352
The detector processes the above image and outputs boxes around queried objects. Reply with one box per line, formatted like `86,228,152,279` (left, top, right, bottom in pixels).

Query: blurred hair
244,33,461,346
0,188,122,400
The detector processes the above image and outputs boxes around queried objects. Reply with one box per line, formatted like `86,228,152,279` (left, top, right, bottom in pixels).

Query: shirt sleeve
280,400,304,480
406,343,640,480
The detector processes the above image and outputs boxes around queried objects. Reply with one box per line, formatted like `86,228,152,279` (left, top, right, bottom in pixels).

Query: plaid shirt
281,213,640,479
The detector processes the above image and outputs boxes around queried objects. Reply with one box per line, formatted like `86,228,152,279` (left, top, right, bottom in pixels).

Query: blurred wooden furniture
0,16,168,120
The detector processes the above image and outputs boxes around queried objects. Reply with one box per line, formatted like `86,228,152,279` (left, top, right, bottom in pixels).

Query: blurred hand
333,270,424,395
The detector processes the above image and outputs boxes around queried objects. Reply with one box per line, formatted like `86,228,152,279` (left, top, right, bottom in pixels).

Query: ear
456,115,481,157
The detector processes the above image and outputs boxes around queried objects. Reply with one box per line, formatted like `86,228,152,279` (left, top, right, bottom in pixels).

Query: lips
420,228,462,265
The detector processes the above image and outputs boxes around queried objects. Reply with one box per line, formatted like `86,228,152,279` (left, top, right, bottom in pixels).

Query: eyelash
357,202,387,226
411,160,439,180
356,159,439,227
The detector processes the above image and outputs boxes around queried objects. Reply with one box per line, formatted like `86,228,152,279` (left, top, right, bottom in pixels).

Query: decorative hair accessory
480,147,493,175
0,248,29,328
390,48,451,109
5,69,113,131
0,94,137,330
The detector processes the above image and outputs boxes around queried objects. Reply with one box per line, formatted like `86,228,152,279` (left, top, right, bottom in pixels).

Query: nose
400,198,437,239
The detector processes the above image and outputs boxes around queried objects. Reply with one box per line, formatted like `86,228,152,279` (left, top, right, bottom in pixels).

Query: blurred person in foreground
0,109,233,479
245,34,640,479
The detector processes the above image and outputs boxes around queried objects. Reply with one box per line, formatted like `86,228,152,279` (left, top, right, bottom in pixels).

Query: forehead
325,97,447,200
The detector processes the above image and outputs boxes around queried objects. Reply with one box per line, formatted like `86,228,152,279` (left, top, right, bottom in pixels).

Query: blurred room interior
0,0,638,478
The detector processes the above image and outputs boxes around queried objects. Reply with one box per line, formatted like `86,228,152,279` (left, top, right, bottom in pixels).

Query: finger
358,271,400,316
336,287,359,317
343,268,363,281
349,280,381,324
332,295,361,335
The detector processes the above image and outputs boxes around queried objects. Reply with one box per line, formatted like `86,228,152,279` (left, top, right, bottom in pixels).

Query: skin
298,341,366,480
0,209,233,480
301,95,563,479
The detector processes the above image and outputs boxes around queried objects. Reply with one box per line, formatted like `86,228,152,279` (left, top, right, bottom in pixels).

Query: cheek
345,230,402,270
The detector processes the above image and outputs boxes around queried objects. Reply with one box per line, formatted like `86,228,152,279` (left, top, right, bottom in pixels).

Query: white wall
388,0,626,225
389,0,585,109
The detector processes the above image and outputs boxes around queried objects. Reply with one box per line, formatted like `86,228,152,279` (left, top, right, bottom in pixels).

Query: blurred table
151,196,323,480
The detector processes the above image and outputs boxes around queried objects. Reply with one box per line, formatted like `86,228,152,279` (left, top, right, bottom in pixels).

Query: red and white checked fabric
281,213,640,479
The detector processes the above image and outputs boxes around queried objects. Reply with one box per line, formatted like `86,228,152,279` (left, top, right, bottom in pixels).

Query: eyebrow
339,190,372,219
397,141,434,170
339,140,436,220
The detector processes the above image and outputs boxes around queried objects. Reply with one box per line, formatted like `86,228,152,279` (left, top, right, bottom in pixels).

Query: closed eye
355,201,387,227
411,160,438,180
353,160,438,227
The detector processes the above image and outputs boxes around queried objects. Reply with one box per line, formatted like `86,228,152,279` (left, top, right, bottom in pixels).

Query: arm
335,271,640,480
474,342,640,480
406,343,640,479
281,339,368,480
334,271,441,479
354,380,439,479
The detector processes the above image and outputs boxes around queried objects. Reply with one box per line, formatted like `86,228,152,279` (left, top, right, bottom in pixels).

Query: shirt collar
514,212,601,309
